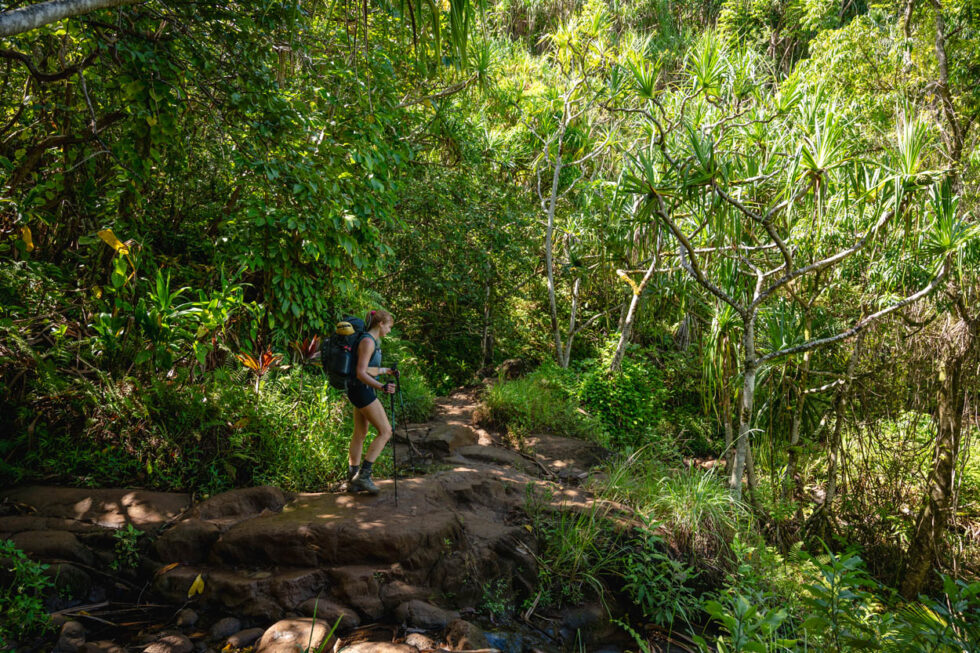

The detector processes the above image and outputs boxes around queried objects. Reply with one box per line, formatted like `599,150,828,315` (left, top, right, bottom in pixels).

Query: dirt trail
1,388,619,652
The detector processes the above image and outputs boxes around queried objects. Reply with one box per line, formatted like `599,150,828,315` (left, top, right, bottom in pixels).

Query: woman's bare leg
359,399,392,462
349,406,369,466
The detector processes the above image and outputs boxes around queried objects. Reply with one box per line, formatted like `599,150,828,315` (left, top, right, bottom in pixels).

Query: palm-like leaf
923,178,978,264
800,109,850,177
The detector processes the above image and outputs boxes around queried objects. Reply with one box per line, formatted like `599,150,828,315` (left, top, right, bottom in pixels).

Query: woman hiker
346,309,397,494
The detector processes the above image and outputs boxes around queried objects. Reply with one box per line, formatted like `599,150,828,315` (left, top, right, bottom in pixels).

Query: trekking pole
389,367,399,507
396,376,412,470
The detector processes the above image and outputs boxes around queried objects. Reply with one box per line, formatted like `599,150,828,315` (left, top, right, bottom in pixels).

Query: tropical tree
620,35,955,498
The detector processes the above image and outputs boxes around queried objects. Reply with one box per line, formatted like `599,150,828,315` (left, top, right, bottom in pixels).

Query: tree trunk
929,0,964,168
730,314,757,500
610,258,657,372
721,387,735,471
902,318,976,598
783,347,812,501
561,276,580,367
544,154,565,367
0,0,141,37
481,281,493,366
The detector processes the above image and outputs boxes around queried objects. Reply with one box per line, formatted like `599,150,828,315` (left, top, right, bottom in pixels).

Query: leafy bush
696,593,797,653
579,356,667,448
622,516,704,628
0,540,53,647
481,361,608,444
696,547,980,652
111,524,146,571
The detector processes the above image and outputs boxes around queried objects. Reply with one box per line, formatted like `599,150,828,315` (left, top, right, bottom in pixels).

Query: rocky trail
1,388,636,653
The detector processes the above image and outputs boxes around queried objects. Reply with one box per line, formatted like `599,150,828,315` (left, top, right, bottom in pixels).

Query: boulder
46,563,92,600
327,566,385,620
0,516,106,536
296,598,360,631
226,628,264,648
152,565,204,604
393,600,458,630
54,620,86,653
153,519,220,563
192,486,288,523
175,609,198,628
209,617,242,641
210,493,460,569
446,619,489,650
419,424,479,456
143,634,193,653
255,619,335,653
380,581,432,609
270,568,330,609
404,633,436,649
11,530,95,565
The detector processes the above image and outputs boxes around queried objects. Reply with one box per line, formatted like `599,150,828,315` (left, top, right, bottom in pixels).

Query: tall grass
524,485,626,609
597,448,747,570
480,363,608,444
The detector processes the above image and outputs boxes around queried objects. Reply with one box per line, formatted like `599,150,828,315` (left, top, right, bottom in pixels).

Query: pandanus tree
619,35,957,499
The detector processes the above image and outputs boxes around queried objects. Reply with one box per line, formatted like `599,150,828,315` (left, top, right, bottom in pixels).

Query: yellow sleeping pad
335,321,355,336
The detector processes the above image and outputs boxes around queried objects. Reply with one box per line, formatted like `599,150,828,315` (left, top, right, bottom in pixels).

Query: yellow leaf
98,229,129,255
21,226,34,252
524,524,533,532
187,573,205,598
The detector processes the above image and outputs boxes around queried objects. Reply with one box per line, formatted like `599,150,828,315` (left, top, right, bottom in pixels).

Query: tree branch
758,257,949,365
0,0,142,37
0,48,98,83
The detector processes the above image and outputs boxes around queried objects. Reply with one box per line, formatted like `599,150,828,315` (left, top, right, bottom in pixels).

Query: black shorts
346,382,377,409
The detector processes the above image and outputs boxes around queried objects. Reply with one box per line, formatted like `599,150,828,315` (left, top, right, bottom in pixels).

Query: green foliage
622,516,704,627
579,354,667,448
799,548,882,650
696,593,797,653
598,451,745,568
2,362,434,492
896,575,980,651
0,540,53,647
480,577,513,619
110,524,145,571
695,547,980,652
481,362,608,444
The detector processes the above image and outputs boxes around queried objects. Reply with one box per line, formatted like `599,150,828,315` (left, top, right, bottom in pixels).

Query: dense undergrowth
481,361,980,651
0,259,435,493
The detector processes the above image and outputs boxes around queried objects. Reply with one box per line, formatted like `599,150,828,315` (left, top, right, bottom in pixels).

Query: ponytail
366,309,393,329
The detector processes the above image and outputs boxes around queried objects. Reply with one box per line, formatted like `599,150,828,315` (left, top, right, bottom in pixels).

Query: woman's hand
381,382,397,394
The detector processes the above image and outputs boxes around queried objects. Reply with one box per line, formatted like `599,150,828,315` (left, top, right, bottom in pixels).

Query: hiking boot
349,474,380,495
344,465,359,493
349,461,380,495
